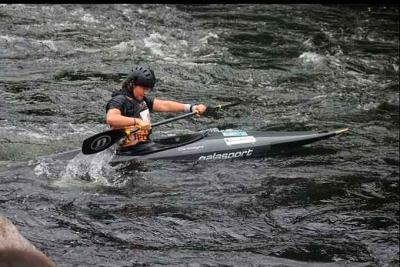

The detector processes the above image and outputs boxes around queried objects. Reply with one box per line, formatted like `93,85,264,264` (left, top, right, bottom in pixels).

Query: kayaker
105,65,207,148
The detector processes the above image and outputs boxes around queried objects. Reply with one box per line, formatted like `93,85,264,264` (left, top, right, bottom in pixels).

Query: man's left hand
192,104,207,116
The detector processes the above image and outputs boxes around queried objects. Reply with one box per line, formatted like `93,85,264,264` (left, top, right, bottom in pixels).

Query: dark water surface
0,4,398,267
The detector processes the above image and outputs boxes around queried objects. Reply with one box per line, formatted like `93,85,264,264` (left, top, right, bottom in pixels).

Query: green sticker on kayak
222,130,248,137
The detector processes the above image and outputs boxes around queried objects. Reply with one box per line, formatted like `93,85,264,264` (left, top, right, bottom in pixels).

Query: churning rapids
0,4,398,267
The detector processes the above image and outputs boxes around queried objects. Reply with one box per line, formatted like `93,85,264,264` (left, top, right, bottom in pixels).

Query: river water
0,4,398,267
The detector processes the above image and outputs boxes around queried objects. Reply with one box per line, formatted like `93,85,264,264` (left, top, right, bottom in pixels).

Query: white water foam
81,13,100,24
357,102,379,111
0,35,73,55
74,47,102,53
0,35,23,42
144,33,167,57
299,52,326,66
33,160,51,177
199,32,219,44
54,149,117,188
111,40,137,52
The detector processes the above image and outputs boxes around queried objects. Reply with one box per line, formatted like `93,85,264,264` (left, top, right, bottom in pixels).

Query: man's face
132,85,150,100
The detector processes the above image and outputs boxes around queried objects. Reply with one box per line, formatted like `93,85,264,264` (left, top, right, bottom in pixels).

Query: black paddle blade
204,102,241,117
81,129,125,155
211,102,241,111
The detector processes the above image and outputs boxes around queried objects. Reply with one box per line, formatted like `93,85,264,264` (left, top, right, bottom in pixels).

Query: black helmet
123,65,156,91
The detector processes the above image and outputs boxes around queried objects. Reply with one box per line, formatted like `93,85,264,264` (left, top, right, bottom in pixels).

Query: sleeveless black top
105,90,154,120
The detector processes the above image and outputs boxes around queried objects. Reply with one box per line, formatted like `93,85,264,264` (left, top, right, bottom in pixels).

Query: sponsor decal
178,145,204,152
198,149,253,161
140,109,151,123
224,136,256,146
90,135,112,151
139,103,147,109
222,130,248,137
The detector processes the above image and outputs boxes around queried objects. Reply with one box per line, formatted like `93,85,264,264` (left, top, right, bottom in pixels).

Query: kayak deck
116,133,205,156
109,128,349,165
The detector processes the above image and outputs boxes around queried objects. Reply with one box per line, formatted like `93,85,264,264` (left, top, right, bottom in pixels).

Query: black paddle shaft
152,111,197,127
81,102,240,155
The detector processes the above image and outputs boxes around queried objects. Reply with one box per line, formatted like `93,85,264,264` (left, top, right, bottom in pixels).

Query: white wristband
183,104,191,113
